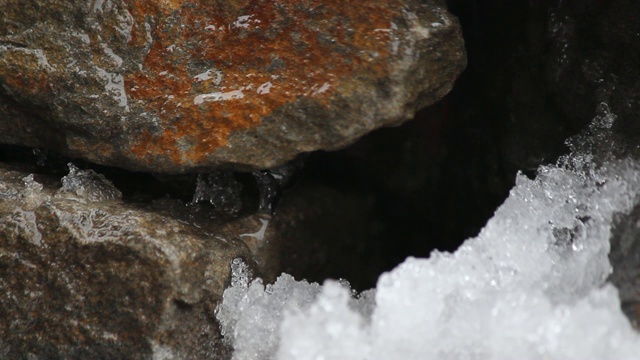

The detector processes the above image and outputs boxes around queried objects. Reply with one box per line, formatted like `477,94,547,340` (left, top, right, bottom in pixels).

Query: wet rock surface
0,0,465,173
0,160,378,358
0,163,251,358
2,0,640,358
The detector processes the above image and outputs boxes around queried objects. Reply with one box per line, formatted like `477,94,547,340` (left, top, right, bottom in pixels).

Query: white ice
216,103,640,360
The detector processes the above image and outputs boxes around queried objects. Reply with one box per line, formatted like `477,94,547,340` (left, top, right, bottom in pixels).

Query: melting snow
216,104,640,359
57,163,122,202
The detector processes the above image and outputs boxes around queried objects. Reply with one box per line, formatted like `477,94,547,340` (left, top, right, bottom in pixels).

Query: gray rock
0,0,465,173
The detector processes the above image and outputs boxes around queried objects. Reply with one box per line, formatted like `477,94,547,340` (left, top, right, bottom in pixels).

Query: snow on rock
216,104,640,359
57,163,122,202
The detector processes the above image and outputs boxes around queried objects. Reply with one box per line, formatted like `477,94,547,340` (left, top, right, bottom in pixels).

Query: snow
216,103,640,360
216,259,322,360
257,82,274,95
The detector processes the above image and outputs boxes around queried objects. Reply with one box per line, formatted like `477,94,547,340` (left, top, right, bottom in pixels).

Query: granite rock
0,0,466,173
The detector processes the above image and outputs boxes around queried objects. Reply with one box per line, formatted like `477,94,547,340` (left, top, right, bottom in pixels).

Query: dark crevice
173,299,194,312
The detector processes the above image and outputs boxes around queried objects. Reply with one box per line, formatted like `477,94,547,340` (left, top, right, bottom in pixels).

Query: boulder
0,161,379,358
0,163,253,358
0,0,466,173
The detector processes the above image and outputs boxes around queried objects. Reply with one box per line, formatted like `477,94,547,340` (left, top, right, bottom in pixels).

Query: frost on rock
191,171,242,216
216,104,640,360
57,163,122,202
20,174,46,210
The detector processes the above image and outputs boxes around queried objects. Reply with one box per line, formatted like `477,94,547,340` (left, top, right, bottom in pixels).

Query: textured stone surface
0,0,465,173
610,202,640,330
0,163,254,358
0,161,380,358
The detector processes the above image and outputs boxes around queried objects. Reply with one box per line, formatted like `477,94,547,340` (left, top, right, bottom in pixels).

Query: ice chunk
277,281,372,360
216,259,322,360
22,174,43,193
191,171,242,216
217,105,640,359
57,163,122,202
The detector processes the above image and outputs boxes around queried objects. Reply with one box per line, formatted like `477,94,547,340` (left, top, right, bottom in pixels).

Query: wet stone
0,163,257,358
0,161,378,358
0,0,465,173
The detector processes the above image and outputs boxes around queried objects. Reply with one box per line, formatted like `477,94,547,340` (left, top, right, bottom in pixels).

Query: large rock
0,161,380,358
0,163,253,358
0,0,466,173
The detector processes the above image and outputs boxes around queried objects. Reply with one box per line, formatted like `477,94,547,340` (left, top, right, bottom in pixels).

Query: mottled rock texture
0,0,465,173
0,162,378,359
0,164,252,359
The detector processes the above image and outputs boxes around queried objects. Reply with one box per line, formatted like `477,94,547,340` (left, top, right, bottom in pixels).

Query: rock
0,0,466,173
258,183,384,290
0,163,254,358
0,161,381,358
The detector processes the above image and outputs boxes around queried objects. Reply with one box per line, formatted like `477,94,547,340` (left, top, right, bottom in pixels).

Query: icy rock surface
0,163,255,358
57,163,122,202
217,105,640,360
191,171,242,216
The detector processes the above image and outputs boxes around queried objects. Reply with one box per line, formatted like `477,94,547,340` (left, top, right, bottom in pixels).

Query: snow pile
216,104,640,359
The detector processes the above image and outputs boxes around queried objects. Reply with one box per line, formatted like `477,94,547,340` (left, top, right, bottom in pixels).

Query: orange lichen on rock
125,0,398,167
